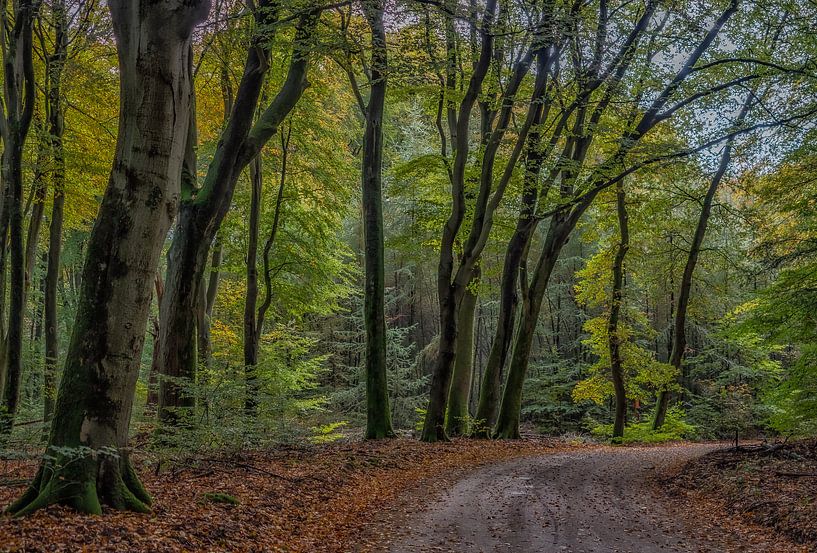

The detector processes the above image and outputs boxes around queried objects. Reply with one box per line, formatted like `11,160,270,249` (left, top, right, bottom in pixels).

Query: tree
421,0,554,442
493,0,752,439
360,0,394,439
653,93,753,429
8,0,209,514
0,0,40,436
609,179,629,439
158,3,319,423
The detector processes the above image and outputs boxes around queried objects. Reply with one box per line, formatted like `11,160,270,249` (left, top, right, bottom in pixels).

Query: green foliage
590,407,697,444
310,421,348,444
761,345,817,437
522,358,599,434
328,289,427,431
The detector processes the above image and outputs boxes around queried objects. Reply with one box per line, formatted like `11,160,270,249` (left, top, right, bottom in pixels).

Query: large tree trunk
0,0,38,436
474,87,548,434
610,180,629,440
158,6,314,423
8,0,208,515
361,0,394,439
444,266,479,436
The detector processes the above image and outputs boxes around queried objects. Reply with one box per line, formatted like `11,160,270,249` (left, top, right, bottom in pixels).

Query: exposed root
7,455,151,516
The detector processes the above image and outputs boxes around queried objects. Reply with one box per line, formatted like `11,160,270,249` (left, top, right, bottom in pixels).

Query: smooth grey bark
8,0,209,515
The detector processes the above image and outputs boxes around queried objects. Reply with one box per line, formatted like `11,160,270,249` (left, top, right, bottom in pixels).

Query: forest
0,0,816,551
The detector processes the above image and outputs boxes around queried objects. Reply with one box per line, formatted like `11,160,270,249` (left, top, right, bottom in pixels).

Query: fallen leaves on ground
0,437,574,552
667,439,817,551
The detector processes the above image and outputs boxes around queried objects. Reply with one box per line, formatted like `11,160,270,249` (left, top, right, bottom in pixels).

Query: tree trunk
8,0,207,515
0,0,38,436
243,155,262,416
158,54,199,424
43,0,68,424
445,265,479,436
610,180,629,440
494,212,577,439
361,0,394,439
158,6,314,424
25,138,47,293
475,87,547,434
653,96,750,430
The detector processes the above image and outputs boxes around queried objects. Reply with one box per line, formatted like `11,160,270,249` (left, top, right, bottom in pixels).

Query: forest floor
670,439,817,549
0,437,573,552
0,438,812,552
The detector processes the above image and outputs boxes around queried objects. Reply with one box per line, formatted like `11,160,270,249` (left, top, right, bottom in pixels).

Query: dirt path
383,443,795,553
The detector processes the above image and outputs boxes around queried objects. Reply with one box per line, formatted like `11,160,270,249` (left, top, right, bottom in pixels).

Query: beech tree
0,0,39,436
158,2,319,422
8,0,210,514
490,0,764,438
360,0,394,438
420,0,555,442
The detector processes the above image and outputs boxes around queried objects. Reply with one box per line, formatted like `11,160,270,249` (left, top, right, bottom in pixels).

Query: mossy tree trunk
158,4,316,424
610,180,630,440
361,0,394,439
444,266,479,436
7,0,208,515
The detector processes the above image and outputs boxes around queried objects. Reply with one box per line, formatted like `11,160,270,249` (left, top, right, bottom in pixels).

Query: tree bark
361,0,394,439
610,179,629,440
158,6,315,424
243,154,262,416
444,265,479,436
8,0,208,515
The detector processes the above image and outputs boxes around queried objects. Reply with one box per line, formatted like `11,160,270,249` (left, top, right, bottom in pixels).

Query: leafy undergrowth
591,406,698,444
0,437,574,552
670,439,817,548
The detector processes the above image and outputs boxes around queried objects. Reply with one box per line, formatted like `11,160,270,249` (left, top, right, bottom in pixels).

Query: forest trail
384,443,790,553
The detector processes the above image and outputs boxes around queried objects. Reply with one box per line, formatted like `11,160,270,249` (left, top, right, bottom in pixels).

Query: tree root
6,454,151,516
